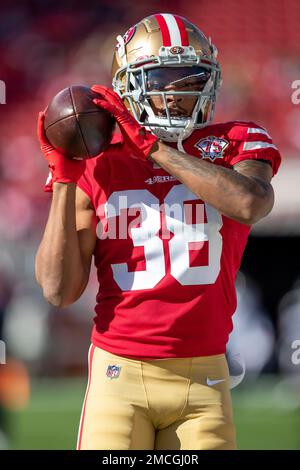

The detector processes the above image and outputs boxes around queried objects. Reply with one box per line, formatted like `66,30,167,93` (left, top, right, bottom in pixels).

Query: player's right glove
37,111,86,192
91,85,158,161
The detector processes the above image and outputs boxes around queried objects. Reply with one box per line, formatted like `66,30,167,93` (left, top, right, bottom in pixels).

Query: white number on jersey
105,185,223,291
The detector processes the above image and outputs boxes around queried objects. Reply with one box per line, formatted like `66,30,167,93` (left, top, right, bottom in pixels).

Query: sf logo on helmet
170,46,184,55
116,26,136,51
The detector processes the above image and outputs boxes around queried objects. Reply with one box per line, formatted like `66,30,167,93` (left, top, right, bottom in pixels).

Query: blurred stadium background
0,0,300,450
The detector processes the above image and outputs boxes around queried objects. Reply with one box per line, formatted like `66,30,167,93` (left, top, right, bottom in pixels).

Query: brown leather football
44,86,115,159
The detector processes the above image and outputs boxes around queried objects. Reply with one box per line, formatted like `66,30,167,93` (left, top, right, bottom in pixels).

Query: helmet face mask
112,14,222,142
136,66,211,122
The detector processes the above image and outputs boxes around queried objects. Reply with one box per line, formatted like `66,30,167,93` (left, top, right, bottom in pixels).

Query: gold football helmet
112,13,222,143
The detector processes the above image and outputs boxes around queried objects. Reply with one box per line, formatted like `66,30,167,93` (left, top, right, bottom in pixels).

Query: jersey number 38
104,184,223,291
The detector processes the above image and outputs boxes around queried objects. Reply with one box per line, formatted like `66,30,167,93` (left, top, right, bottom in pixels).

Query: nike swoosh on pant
206,377,225,387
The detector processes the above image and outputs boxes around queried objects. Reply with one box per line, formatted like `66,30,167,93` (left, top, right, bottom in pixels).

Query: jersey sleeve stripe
243,141,278,151
247,127,272,139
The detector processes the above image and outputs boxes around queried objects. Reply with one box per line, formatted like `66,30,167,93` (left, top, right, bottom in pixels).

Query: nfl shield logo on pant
106,364,122,379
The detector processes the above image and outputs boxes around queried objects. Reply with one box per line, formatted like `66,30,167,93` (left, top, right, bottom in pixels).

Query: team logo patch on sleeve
106,364,122,379
195,136,229,161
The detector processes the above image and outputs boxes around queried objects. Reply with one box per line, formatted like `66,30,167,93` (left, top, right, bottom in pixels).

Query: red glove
37,111,86,192
91,85,158,160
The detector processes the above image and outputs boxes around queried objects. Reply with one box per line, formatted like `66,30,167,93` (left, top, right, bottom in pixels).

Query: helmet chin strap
177,119,193,153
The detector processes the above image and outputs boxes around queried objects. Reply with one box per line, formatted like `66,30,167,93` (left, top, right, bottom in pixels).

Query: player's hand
91,85,158,160
37,111,86,192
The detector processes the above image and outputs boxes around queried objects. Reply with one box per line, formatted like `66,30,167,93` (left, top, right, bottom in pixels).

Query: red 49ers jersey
77,121,281,359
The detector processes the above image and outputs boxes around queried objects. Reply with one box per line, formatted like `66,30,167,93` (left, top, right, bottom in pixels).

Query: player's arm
35,184,97,307
149,142,274,225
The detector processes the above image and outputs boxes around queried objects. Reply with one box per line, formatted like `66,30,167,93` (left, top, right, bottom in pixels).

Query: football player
35,13,281,450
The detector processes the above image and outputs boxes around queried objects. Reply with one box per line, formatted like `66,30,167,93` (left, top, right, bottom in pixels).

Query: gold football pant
77,345,236,450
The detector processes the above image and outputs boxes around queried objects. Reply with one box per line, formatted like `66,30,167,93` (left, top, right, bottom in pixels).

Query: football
44,85,115,159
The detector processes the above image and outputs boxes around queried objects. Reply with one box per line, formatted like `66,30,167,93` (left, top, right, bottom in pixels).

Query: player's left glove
37,111,86,192
91,85,158,160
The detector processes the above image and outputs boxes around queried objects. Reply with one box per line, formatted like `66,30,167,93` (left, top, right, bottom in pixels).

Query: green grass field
5,376,300,450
